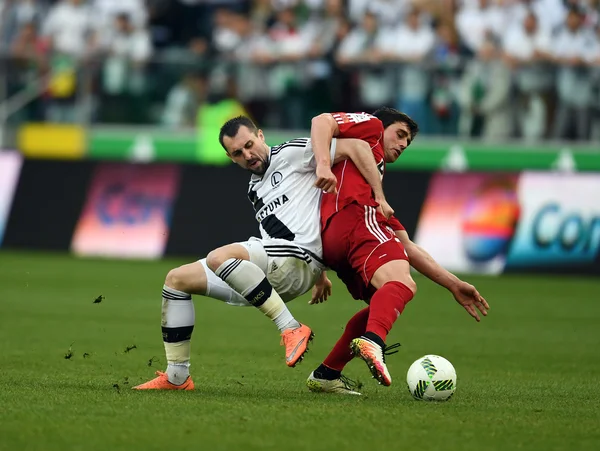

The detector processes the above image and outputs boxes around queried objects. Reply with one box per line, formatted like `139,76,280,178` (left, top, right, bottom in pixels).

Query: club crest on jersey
271,171,283,188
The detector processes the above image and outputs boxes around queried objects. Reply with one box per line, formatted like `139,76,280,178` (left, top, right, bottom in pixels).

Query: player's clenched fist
376,197,394,219
315,165,338,194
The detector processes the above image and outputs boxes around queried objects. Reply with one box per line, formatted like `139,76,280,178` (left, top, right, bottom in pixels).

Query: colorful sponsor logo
414,173,519,274
71,163,181,259
462,177,520,263
415,172,600,274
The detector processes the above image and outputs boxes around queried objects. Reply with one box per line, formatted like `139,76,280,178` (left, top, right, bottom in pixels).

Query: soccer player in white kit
134,116,389,390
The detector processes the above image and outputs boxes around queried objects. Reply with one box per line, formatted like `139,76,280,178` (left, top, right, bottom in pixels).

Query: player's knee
206,245,248,272
205,249,226,272
165,267,186,291
403,277,417,295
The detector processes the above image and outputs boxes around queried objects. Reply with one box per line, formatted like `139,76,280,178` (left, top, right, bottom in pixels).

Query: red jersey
320,112,404,232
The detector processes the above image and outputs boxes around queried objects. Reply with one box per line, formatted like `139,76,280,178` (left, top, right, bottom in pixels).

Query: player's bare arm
311,113,340,194
333,139,393,218
395,229,490,322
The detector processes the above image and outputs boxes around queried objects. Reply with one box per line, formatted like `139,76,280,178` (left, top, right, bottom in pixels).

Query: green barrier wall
88,129,600,171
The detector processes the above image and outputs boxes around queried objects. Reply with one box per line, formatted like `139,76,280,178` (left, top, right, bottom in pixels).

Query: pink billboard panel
71,163,181,259
414,172,520,275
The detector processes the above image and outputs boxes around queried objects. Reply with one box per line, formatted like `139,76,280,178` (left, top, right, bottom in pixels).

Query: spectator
336,11,395,111
551,6,598,140
99,12,153,123
428,19,469,136
303,0,347,116
266,7,315,127
507,0,567,33
7,21,46,121
91,0,147,31
458,35,513,140
584,0,600,29
42,0,94,58
503,10,554,140
102,13,152,96
388,7,436,132
456,0,505,54
591,23,600,140
161,70,206,128
197,68,247,164
41,0,96,122
1,0,47,51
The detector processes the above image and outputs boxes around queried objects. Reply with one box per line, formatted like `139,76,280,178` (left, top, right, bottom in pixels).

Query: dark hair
372,107,419,140
219,116,258,151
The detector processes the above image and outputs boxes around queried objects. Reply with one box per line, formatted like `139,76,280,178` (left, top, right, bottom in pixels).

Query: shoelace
339,374,359,390
382,342,401,363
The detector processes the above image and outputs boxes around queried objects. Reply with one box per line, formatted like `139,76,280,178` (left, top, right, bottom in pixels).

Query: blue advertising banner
505,173,600,270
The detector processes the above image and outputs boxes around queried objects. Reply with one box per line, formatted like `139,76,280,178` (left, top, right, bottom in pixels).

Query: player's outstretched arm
395,230,490,321
333,139,393,218
311,114,339,194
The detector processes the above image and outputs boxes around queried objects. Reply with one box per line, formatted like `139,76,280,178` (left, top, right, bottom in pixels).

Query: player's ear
223,148,234,162
257,129,265,141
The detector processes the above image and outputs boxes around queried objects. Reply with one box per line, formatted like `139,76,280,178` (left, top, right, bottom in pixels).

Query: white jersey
247,137,336,263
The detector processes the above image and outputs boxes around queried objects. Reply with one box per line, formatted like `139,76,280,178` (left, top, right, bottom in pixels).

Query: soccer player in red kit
306,108,490,393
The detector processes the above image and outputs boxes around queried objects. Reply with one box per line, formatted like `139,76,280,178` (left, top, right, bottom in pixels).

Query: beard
248,157,269,175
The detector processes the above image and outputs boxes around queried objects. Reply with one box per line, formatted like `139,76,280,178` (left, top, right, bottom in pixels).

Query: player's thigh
205,243,251,272
267,255,321,302
370,258,417,294
346,208,416,293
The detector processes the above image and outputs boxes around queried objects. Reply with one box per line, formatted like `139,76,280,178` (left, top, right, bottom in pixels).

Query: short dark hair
372,107,419,141
219,116,258,151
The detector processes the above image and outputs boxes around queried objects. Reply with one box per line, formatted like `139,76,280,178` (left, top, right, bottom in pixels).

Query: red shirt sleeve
331,112,383,142
388,215,405,232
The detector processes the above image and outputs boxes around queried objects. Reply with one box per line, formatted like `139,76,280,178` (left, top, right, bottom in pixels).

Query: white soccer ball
407,355,457,401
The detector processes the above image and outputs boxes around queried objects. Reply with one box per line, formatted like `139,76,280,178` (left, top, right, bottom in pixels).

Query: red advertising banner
71,163,181,259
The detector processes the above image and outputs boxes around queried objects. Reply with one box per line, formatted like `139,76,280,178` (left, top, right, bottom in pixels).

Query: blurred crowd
1,0,599,141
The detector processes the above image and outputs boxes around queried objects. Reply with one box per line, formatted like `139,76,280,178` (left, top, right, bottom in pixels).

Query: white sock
166,362,190,386
200,258,248,305
161,285,194,384
215,258,300,331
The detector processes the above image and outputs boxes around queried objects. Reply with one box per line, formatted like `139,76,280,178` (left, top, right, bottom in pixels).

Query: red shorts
322,203,409,301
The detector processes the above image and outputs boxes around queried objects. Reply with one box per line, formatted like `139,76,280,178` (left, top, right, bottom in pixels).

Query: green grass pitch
1,250,599,451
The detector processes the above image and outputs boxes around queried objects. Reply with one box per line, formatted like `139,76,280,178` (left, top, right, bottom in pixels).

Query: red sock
366,281,414,342
323,307,370,371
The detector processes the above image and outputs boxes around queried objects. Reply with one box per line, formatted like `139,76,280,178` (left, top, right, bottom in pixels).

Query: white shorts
199,237,324,307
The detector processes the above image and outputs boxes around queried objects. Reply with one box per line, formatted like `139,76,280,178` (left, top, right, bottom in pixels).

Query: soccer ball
407,355,457,401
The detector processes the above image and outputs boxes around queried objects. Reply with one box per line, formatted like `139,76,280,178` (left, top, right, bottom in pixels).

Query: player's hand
315,165,338,194
451,281,489,322
309,274,332,305
376,197,394,219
